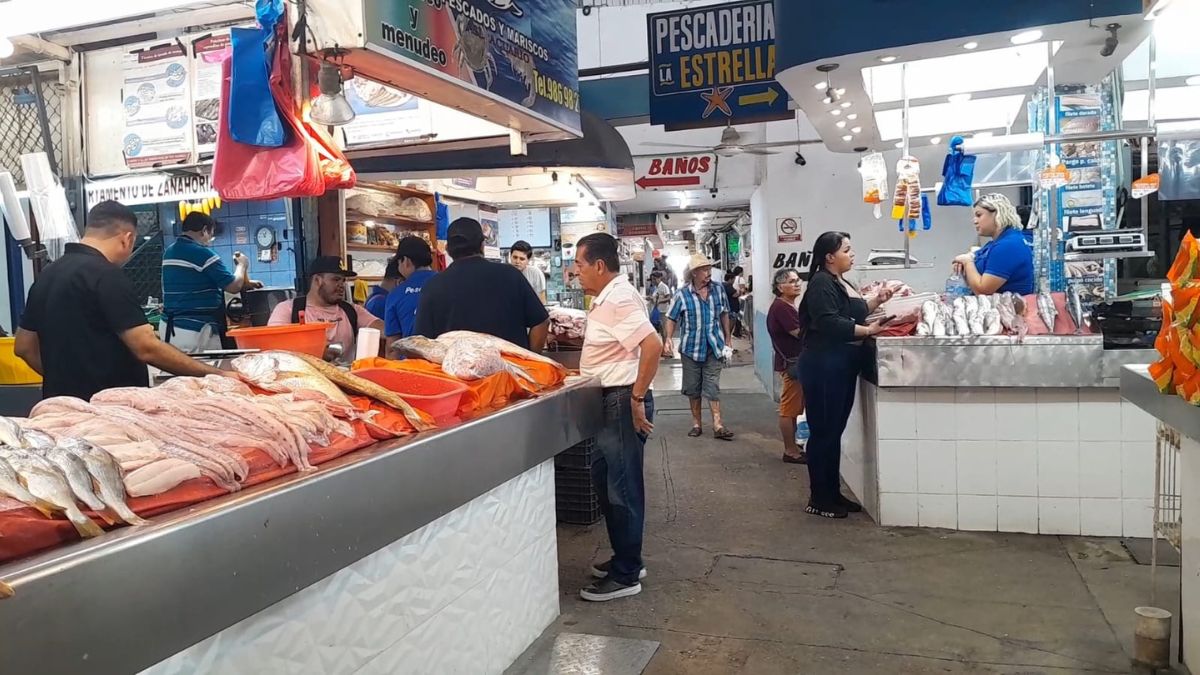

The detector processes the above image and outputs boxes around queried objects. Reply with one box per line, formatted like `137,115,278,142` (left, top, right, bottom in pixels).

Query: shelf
1063,250,1155,262
347,243,397,253
346,210,434,229
854,263,936,271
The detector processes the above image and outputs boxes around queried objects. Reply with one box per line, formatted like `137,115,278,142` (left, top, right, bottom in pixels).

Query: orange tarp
351,357,567,418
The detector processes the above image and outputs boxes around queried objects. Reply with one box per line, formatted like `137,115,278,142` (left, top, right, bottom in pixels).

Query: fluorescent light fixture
863,44,1055,104
836,120,847,128
948,93,972,104
879,55,897,63
851,126,862,133
836,88,846,96
847,113,858,120
1188,75,1200,86
930,137,943,144
842,135,853,141
1123,86,1200,121
874,94,1026,140
1010,30,1042,45
963,41,979,50
823,97,833,104
840,101,852,108
814,81,828,89
831,109,842,116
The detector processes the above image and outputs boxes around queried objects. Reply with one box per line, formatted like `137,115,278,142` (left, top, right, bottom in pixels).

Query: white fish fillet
125,458,203,497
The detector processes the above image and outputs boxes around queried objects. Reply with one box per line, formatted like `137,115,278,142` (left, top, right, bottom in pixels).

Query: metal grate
123,208,166,307
1151,420,1182,605
0,67,65,183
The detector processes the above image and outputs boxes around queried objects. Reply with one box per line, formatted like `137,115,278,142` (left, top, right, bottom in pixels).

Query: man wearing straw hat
663,251,734,440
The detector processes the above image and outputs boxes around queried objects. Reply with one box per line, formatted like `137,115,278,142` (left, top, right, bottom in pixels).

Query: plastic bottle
795,413,810,449
944,272,971,299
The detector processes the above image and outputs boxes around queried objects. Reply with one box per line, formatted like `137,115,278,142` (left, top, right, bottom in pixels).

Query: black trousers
798,344,860,507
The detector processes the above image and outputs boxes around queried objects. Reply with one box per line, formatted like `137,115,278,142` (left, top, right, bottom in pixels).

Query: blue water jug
795,416,810,448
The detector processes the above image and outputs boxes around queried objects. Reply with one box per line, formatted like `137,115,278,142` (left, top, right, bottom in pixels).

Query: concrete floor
540,362,1186,675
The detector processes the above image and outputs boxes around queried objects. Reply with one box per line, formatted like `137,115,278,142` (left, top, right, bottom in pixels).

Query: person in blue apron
160,212,260,352
952,193,1035,296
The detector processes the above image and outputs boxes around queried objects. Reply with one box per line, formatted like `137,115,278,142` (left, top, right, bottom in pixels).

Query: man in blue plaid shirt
663,252,734,441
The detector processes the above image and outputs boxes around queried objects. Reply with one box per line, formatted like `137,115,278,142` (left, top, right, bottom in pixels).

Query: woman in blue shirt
952,193,1035,295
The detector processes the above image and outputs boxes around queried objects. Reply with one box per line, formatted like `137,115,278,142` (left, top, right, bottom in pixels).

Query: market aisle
514,362,1184,675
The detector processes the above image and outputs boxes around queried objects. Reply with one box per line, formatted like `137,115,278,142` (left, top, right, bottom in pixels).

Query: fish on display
290,352,434,431
390,336,448,363
0,454,55,517
232,352,354,407
439,331,565,369
1068,285,1086,335
43,446,109,515
0,449,103,538
61,438,148,527
0,417,24,448
1037,287,1058,334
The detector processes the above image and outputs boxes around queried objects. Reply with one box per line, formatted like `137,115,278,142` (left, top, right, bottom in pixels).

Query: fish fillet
125,458,203,497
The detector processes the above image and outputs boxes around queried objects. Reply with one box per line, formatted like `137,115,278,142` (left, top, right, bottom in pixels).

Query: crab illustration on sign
506,51,538,107
487,0,524,17
454,13,496,90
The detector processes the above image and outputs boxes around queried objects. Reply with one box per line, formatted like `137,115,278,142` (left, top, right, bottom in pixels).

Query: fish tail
95,510,120,526
31,499,57,519
112,504,148,527
69,512,104,538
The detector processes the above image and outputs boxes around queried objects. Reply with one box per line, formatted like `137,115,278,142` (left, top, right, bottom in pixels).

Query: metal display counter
0,380,602,675
843,337,1157,536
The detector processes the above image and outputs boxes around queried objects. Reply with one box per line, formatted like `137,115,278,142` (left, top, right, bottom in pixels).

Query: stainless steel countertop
1120,365,1200,440
0,380,602,675
873,335,1152,388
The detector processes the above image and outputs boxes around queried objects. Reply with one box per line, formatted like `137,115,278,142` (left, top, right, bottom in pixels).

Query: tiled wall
159,199,299,290
871,386,1157,537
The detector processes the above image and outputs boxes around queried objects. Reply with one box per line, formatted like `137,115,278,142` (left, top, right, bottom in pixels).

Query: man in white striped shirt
575,233,663,602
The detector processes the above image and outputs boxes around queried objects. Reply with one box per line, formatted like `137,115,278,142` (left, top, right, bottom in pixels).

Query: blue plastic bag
937,135,976,206
228,24,285,147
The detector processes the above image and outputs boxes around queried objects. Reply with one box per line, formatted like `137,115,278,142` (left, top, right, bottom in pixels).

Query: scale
1064,228,1146,253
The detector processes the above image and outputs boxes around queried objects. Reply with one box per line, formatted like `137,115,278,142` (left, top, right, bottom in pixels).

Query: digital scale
1064,228,1146,253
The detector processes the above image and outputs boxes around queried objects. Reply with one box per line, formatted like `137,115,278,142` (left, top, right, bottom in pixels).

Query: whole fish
390,335,448,363
1,449,103,538
61,438,148,527
439,330,564,369
1069,285,1086,335
232,352,354,407
20,428,56,451
0,454,55,518
0,418,24,448
291,352,434,431
1037,289,1058,334
44,446,108,514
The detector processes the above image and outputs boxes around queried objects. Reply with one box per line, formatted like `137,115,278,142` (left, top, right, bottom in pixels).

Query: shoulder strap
339,301,359,336
291,297,306,323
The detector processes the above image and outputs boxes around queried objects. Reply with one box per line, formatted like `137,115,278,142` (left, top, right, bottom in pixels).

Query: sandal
713,428,734,441
805,503,848,519
782,452,807,464
687,427,703,437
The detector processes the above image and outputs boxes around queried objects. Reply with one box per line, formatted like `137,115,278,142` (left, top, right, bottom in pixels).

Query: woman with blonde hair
951,192,1034,295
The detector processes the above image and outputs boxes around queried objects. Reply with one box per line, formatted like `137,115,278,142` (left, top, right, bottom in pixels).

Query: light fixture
825,86,840,102
851,126,862,133
830,109,841,116
835,88,846,96
930,136,943,144
836,120,847,128
814,81,828,89
948,93,972,104
1010,29,1042,45
846,113,858,120
1188,75,1200,86
840,101,852,108
822,97,833,105
879,55,897,63
0,37,13,60
842,135,853,141
310,61,355,126
963,41,979,50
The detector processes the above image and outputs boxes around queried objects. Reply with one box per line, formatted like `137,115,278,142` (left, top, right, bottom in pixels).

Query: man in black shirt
15,200,226,400
414,217,549,350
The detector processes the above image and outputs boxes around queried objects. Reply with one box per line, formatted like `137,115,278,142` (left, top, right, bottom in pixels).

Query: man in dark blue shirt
384,236,437,348
365,257,401,319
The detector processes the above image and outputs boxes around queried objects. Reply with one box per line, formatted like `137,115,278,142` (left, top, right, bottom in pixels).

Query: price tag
1132,173,1161,199
1038,164,1071,189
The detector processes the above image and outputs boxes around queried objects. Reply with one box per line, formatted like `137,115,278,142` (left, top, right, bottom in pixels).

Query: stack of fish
0,417,143,539
391,330,566,382
917,292,1027,338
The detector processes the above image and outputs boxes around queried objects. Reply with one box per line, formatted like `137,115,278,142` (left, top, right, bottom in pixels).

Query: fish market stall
843,331,1157,536
0,340,600,674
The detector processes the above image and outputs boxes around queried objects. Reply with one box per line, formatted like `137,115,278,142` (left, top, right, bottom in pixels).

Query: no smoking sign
776,217,802,243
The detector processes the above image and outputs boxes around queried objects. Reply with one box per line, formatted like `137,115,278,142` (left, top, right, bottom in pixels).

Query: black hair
576,232,620,273
510,240,533,256
181,211,216,233
395,236,434,268
86,200,137,235
808,231,851,279
732,266,744,276
383,257,402,280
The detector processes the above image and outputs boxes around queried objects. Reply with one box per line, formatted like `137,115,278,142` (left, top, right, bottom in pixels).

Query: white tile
1122,441,1155,500
1037,441,1080,498
918,493,957,529
917,440,957,494
915,389,958,440
877,399,917,440
1078,389,1122,442
1039,497,1081,535
1079,441,1122,498
996,441,1038,496
1123,499,1154,538
1121,401,1156,442
879,493,919,527
956,440,997,495
954,388,996,440
957,495,998,531
997,496,1038,533
1079,498,1123,537
877,387,913,404
994,388,1037,441
878,440,918,493
1036,389,1079,441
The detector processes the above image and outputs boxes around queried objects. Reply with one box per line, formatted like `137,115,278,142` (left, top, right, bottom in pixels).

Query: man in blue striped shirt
160,212,258,352
663,252,734,441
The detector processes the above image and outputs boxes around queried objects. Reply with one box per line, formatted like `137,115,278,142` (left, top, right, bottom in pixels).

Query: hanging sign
85,172,216,209
617,214,658,238
776,217,802,243
633,154,717,191
363,0,581,135
1132,173,1161,199
121,42,193,169
647,0,790,130
190,32,231,155
1038,164,1071,189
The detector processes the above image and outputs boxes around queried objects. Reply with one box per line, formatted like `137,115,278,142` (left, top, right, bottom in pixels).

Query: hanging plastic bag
228,25,285,147
892,156,921,225
859,152,888,219
937,136,977,206
921,194,932,230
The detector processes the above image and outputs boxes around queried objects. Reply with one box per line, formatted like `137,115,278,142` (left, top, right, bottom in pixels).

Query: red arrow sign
635,175,702,190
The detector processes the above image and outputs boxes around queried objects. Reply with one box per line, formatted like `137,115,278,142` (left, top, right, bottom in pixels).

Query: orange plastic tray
354,367,469,421
227,323,332,357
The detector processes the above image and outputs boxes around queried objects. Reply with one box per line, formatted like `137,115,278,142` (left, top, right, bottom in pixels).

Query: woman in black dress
797,232,893,518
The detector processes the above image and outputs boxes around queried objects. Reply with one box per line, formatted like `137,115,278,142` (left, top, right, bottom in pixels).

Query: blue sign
646,0,789,129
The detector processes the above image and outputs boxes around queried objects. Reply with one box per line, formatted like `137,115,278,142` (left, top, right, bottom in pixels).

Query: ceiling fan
642,122,822,157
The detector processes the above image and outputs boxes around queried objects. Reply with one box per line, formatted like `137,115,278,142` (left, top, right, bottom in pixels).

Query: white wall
577,0,731,70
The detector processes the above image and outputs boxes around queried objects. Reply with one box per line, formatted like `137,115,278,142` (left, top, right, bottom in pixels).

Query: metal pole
26,66,59,176
1045,41,1059,264
901,62,910,269
1143,33,1156,243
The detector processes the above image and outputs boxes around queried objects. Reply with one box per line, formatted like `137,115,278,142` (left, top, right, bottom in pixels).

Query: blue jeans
591,387,655,585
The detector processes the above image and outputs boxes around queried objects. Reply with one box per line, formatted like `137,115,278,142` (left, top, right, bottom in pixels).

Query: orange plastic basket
227,323,332,357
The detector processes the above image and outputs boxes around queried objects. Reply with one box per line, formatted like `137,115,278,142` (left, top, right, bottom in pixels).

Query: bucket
354,368,468,421
227,323,331,357
0,337,41,385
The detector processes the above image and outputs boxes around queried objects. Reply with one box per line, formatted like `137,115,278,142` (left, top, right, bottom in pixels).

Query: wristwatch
632,393,646,403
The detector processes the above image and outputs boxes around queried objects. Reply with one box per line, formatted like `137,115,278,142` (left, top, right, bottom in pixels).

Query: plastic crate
555,470,594,494
554,438,596,470
556,501,603,525
555,459,602,525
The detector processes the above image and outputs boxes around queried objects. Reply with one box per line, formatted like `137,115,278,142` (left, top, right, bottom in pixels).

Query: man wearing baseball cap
414,217,549,350
268,255,383,358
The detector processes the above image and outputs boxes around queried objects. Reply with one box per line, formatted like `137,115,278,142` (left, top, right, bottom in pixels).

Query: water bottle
944,272,971,299
795,413,810,449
